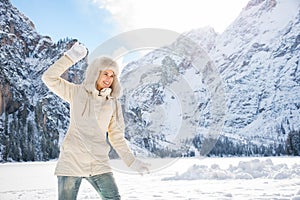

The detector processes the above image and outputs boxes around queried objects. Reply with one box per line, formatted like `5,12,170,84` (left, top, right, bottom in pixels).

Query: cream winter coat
42,55,135,177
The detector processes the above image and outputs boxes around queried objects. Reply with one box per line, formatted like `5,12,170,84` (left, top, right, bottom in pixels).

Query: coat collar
90,87,113,99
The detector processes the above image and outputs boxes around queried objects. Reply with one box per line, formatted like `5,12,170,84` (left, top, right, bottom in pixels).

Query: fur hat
83,56,122,98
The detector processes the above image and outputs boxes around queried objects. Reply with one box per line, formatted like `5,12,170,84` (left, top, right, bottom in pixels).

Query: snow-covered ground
0,157,300,200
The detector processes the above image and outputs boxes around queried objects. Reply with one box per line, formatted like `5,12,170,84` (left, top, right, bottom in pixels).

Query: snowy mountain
120,0,300,156
214,0,300,137
211,0,300,154
0,0,299,162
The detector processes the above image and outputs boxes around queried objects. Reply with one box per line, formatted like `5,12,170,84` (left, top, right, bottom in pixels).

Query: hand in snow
130,159,151,176
64,42,87,63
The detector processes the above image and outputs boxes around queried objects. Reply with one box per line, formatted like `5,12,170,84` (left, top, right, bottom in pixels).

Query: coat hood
83,56,122,98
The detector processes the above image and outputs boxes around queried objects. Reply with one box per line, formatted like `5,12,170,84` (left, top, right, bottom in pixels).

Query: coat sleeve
42,55,76,103
108,100,136,167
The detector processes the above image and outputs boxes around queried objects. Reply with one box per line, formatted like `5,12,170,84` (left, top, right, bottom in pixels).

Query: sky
10,0,249,52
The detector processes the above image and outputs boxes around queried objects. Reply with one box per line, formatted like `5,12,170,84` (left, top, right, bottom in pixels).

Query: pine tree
286,130,300,156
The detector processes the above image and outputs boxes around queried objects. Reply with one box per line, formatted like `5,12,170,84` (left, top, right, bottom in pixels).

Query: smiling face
96,70,115,91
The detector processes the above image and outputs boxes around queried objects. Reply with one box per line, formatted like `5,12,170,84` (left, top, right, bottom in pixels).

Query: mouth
103,81,110,86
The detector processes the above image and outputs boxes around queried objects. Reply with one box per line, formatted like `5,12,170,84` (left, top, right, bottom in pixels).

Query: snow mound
162,158,300,180
291,190,300,200
292,196,300,200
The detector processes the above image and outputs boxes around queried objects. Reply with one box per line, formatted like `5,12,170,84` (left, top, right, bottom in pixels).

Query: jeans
58,172,121,200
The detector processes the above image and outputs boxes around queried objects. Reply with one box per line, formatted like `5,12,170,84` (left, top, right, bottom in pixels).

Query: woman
42,42,149,200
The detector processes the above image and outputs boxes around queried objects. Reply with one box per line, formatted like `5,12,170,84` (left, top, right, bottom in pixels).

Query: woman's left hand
130,159,151,175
